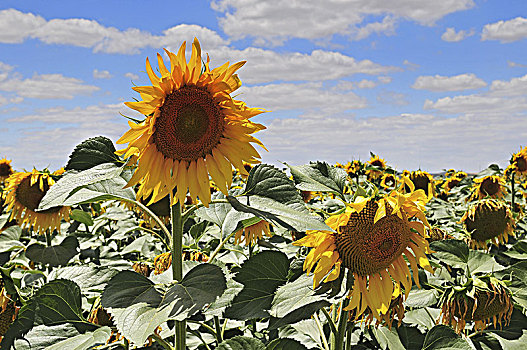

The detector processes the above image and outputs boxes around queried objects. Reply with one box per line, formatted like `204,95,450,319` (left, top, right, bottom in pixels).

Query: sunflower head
380,173,397,189
460,199,515,249
0,158,13,181
365,155,386,180
117,38,266,207
234,219,272,246
470,175,507,201
440,277,513,334
294,189,433,323
4,170,70,234
510,146,527,178
404,170,435,197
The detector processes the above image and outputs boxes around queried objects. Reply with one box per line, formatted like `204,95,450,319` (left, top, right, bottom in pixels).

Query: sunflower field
0,39,526,350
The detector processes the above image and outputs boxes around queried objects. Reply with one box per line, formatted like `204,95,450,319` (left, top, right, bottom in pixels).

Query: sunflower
441,172,466,195
365,155,386,180
294,190,433,322
509,146,527,178
117,38,266,207
440,277,513,334
234,219,272,246
0,158,13,182
138,193,171,227
380,173,397,189
404,170,435,197
460,199,514,249
470,175,507,201
4,170,70,235
153,249,209,275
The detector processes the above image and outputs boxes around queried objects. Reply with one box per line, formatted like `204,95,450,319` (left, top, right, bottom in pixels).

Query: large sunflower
365,155,386,180
460,199,515,249
294,190,433,322
0,158,13,182
509,146,527,178
4,170,70,234
405,170,435,198
470,175,507,201
117,38,266,207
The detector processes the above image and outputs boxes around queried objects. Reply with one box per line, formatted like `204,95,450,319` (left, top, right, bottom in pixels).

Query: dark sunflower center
447,179,460,190
335,201,411,276
15,176,61,213
516,157,527,172
411,174,430,194
371,160,383,168
0,163,12,177
153,85,225,161
455,289,511,322
465,203,508,241
480,178,499,196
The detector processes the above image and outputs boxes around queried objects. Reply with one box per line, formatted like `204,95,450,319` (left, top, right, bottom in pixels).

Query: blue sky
0,0,526,173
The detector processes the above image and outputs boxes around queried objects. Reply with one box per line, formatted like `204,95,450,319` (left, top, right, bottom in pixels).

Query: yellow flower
470,175,507,201
4,170,70,234
405,170,435,197
0,158,13,182
234,219,272,246
365,155,386,180
380,173,397,189
117,38,266,207
460,199,515,249
294,190,433,323
510,146,527,178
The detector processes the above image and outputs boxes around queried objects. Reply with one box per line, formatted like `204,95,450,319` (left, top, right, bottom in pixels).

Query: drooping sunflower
4,170,70,234
470,175,507,201
153,249,209,275
440,276,513,334
365,155,386,180
380,173,397,189
460,199,515,249
509,146,527,178
294,190,434,322
234,219,272,246
404,170,435,197
0,158,13,182
117,38,266,207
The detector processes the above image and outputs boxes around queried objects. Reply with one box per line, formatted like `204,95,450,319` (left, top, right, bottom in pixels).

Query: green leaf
287,161,347,198
225,250,290,320
101,264,226,346
45,326,111,350
266,338,308,350
372,326,406,350
13,324,82,350
467,250,506,274
404,289,439,308
48,265,119,294
430,240,469,268
227,195,330,232
39,163,127,210
1,279,95,349
218,336,265,350
69,209,94,226
0,225,24,252
25,235,79,266
422,325,471,350
397,325,425,350
482,308,527,340
245,164,307,212
269,301,329,329
66,136,121,171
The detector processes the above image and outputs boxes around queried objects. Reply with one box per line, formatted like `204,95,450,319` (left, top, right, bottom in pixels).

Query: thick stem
214,316,223,344
333,300,349,350
314,313,330,350
511,172,516,215
171,200,186,350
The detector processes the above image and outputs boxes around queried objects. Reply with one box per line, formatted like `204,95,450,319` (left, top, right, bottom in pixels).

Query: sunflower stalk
332,299,349,350
171,199,186,350
130,199,172,246
511,172,515,215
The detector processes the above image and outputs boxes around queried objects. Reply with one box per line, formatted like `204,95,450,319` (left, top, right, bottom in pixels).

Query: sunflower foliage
1,45,527,350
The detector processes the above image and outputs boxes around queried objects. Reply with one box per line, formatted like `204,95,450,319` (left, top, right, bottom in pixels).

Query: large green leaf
69,209,94,226
46,326,111,350
1,279,95,349
0,225,24,252
467,250,506,274
287,161,347,198
372,326,406,350
66,136,121,171
225,250,290,320
430,240,469,268
218,336,265,350
397,325,425,350
38,163,129,210
404,289,439,308
12,324,82,350
48,265,119,294
227,195,330,232
266,338,309,350
101,264,226,345
25,235,79,266
422,325,471,350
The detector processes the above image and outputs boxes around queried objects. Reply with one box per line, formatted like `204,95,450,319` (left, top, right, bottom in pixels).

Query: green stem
138,226,170,249
214,316,223,344
424,307,437,327
150,334,172,350
130,199,172,246
171,199,186,350
45,231,52,246
333,300,349,350
345,325,352,350
511,172,516,215
313,313,330,350
321,307,338,336
208,231,237,262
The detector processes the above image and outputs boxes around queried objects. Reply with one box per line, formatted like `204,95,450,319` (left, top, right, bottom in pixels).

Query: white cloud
211,0,474,44
349,16,397,41
93,69,113,79
482,17,527,42
239,82,368,114
124,72,139,80
35,18,108,47
412,73,487,92
0,73,99,99
441,27,474,42
204,47,399,84
489,74,527,96
160,24,228,49
0,9,45,43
